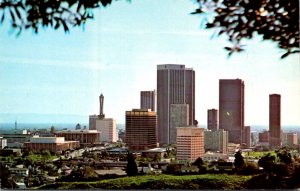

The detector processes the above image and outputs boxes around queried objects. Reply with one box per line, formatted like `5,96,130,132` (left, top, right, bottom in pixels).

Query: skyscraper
244,126,251,148
184,68,195,126
170,104,189,144
269,94,281,148
140,90,156,111
204,129,228,153
207,109,218,131
219,79,244,144
125,109,157,151
157,64,195,145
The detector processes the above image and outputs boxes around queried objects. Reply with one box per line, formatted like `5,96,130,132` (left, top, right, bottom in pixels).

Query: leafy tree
153,153,161,162
192,0,299,58
126,152,138,176
0,164,17,189
241,162,259,175
258,153,275,173
192,157,206,173
288,163,300,188
41,149,51,161
276,147,293,165
0,0,115,35
82,150,89,158
164,163,182,175
234,150,244,169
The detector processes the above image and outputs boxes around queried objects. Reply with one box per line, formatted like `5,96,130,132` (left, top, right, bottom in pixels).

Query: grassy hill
38,174,252,189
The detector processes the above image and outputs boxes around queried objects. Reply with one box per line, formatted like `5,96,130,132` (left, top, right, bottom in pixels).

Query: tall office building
269,94,281,148
184,68,195,126
157,64,195,145
244,126,251,148
170,104,189,144
219,79,244,144
89,94,117,142
207,109,218,131
204,129,228,153
125,109,157,151
177,127,205,162
287,133,298,146
140,90,156,111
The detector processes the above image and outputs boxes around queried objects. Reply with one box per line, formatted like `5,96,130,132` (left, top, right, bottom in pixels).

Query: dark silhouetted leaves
193,0,300,58
0,0,115,35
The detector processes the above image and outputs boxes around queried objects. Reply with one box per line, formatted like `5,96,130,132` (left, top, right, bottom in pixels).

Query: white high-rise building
89,94,118,143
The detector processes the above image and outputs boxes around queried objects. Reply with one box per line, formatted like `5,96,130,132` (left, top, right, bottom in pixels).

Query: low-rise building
141,148,166,159
227,143,240,155
202,152,228,162
0,137,7,149
24,137,79,153
55,129,100,146
0,133,33,148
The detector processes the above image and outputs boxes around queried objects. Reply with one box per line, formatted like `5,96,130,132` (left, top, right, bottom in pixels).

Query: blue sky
0,0,299,126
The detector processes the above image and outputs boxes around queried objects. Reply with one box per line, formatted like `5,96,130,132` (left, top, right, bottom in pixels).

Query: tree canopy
0,0,115,34
0,0,298,58
126,152,138,176
193,0,299,58
234,150,244,169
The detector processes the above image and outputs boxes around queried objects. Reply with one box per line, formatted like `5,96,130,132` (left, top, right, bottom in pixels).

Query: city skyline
0,0,299,126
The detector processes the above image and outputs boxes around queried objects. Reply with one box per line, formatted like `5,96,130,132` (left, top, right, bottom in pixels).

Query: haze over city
0,0,299,126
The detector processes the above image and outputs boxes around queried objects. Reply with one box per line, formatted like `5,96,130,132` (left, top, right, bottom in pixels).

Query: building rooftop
142,147,167,153
56,129,99,133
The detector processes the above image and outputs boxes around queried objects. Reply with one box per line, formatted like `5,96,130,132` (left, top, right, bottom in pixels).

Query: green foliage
192,157,207,173
276,147,293,165
164,163,182,175
57,165,98,182
153,153,161,162
193,0,299,58
247,151,276,158
126,153,138,176
41,150,51,161
240,162,259,175
38,174,252,189
0,164,17,189
258,153,276,173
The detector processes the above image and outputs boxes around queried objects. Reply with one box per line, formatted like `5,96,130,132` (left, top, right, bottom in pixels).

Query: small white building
0,137,7,149
203,152,228,162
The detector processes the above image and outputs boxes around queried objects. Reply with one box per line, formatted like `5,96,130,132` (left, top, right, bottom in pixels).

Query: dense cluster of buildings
122,64,299,161
0,64,299,162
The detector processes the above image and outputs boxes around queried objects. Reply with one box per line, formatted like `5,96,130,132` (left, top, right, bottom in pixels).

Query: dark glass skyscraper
207,109,218,131
125,109,157,151
157,64,195,145
269,94,281,148
219,79,244,144
140,90,156,111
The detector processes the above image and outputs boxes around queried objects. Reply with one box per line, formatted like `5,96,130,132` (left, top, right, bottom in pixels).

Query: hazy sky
0,0,299,126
